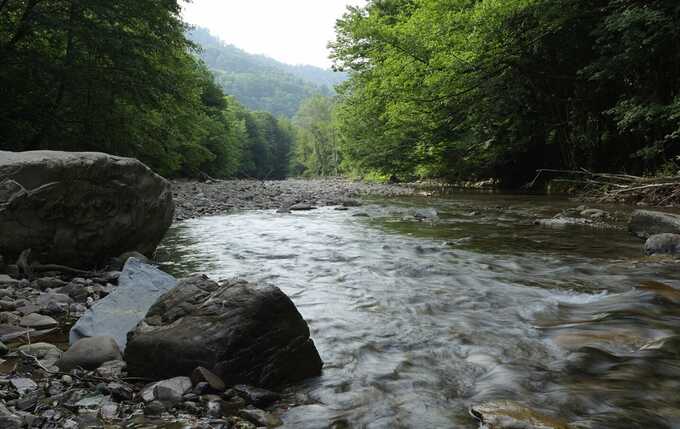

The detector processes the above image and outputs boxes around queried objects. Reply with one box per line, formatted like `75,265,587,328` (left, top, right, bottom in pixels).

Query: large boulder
124,275,323,387
629,209,680,239
0,150,174,267
70,258,177,350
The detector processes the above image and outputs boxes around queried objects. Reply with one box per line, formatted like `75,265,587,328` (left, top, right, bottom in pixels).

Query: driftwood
527,168,680,206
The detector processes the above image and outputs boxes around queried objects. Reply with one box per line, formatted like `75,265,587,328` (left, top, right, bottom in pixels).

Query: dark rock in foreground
0,150,174,267
125,275,323,387
629,209,680,239
70,258,176,349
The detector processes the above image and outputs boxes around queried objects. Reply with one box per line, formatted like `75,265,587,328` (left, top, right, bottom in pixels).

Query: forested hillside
307,0,680,186
188,27,345,118
0,1,292,179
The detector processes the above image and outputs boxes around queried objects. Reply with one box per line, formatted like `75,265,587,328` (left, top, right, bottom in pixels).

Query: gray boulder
644,233,680,255
125,275,323,387
629,209,680,239
0,150,174,267
57,336,123,371
69,258,176,350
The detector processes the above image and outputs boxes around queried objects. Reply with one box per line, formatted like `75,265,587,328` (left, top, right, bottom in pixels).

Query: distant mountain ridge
188,27,346,117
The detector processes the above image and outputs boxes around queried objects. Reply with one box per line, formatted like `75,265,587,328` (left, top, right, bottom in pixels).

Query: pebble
19,313,58,328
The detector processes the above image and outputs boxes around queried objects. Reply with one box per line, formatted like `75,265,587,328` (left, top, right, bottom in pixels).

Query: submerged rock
125,275,323,387
69,258,177,350
0,150,174,267
629,209,680,239
470,401,570,429
644,233,680,255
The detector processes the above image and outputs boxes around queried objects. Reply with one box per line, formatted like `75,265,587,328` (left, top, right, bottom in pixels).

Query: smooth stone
57,336,122,371
69,257,177,350
17,342,62,365
19,313,58,328
629,209,680,239
289,203,316,211
644,233,680,255
33,277,67,291
141,376,192,403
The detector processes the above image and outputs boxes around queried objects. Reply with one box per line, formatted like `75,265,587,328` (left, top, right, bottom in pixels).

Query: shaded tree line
323,0,680,186
0,0,292,179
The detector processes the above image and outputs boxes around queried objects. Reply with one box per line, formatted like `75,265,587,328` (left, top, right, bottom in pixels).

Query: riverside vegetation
3,1,679,190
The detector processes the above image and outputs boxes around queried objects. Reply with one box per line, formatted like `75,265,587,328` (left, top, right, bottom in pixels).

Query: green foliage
291,95,341,177
188,27,346,118
330,0,680,185
0,1,293,179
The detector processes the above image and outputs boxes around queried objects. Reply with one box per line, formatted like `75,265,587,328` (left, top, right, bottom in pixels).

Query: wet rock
125,275,323,387
192,366,226,392
644,233,680,255
0,150,174,267
232,385,281,408
69,257,177,350
19,313,58,328
57,336,122,371
535,216,593,227
289,203,316,211
239,408,283,427
470,401,569,429
629,209,680,239
96,360,127,378
580,208,607,219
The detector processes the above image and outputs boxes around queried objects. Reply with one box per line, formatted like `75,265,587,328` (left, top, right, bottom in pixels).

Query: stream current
158,193,680,428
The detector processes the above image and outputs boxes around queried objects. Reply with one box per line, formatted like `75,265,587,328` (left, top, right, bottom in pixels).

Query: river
157,193,680,429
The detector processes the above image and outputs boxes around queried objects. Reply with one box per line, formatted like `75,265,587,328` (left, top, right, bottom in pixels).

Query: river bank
171,178,415,221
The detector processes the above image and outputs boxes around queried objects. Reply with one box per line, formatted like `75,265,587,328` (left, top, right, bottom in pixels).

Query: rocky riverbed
0,258,318,429
171,178,415,221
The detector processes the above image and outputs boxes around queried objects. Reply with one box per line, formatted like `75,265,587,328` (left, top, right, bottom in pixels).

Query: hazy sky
182,0,366,69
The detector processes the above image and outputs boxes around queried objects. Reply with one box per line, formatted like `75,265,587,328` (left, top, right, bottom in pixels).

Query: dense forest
326,0,680,186
2,1,678,186
0,0,293,179
188,27,345,118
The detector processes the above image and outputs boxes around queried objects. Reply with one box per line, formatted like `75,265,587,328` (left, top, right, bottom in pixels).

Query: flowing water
157,193,680,429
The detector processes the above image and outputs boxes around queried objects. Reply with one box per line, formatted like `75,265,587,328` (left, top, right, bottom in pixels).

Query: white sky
182,0,366,69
